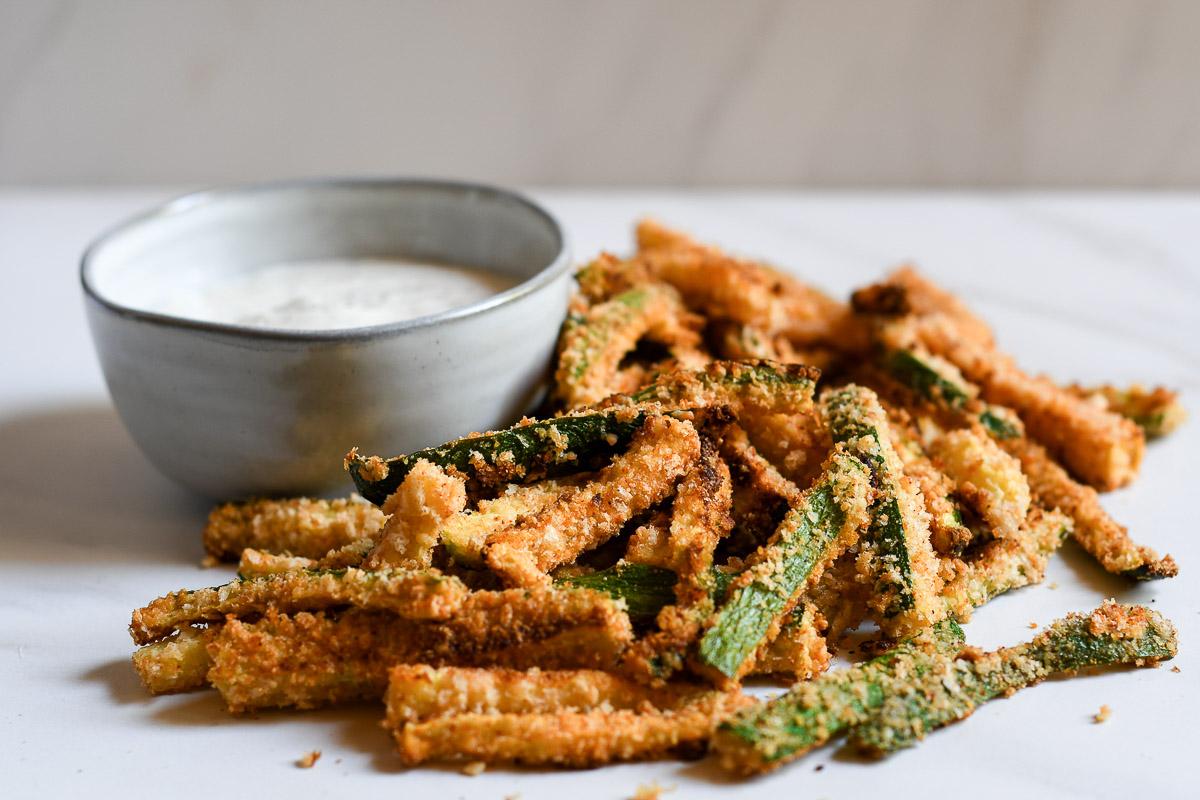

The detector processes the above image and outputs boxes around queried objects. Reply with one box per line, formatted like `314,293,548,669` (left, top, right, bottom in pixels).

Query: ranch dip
155,258,519,330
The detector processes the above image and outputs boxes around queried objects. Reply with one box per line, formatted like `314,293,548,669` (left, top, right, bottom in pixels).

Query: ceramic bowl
81,179,571,499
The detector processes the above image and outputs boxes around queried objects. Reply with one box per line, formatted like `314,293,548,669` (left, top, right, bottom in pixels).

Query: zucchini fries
131,221,1182,777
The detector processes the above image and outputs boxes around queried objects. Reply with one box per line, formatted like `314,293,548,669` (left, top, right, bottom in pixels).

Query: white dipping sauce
156,258,519,330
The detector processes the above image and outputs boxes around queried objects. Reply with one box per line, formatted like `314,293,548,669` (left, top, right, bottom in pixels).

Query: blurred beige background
2,0,1198,187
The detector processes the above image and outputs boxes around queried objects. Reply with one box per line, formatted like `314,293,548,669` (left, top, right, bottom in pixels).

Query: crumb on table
632,781,676,800
1094,705,1112,723
297,750,321,768
461,761,486,776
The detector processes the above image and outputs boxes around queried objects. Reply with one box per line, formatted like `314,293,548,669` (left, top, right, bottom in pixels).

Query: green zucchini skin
694,453,870,680
713,619,965,773
347,408,653,505
822,385,943,636
882,348,1021,439
850,603,1178,755
626,359,820,413
556,563,678,622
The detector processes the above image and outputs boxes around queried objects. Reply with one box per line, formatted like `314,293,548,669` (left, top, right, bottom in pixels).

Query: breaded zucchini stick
928,428,1030,540
620,359,821,418
694,450,873,681
554,283,702,409
850,602,1178,754
1068,382,1187,439
663,437,733,605
487,414,700,586
385,665,710,724
204,586,634,712
940,507,1071,621
391,690,754,767
822,385,946,638
130,568,470,645
131,624,212,694
236,537,375,578
712,618,965,774
364,459,466,570
914,312,1145,490
1003,437,1177,579
203,496,385,562
747,603,831,680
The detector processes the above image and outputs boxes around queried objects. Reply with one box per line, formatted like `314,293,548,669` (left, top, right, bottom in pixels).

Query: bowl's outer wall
85,275,569,499
83,180,572,500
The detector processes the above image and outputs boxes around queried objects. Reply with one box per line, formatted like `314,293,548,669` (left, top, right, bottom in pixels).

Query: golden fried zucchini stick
940,507,1072,621
204,586,634,712
365,459,467,570
747,603,831,680
664,438,734,605
1068,382,1187,440
487,414,700,586
385,665,711,725
554,283,703,409
440,479,575,568
131,624,212,694
391,691,754,767
1003,437,1178,579
928,428,1030,540
237,537,375,579
130,568,470,645
630,223,844,346
203,496,385,562
913,312,1144,491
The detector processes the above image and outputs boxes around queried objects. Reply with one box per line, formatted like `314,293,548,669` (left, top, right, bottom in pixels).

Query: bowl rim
79,177,573,343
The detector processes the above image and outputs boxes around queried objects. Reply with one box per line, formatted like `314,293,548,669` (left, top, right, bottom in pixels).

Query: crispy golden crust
1068,382,1188,439
132,624,213,694
391,690,754,767
665,438,734,605
914,312,1144,491
365,460,467,570
929,428,1030,540
1003,437,1177,578
749,604,830,680
202,496,385,562
206,587,634,713
130,568,469,646
385,665,711,725
941,507,1072,621
487,414,700,586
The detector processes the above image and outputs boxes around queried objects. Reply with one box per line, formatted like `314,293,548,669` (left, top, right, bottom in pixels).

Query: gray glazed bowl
82,179,571,499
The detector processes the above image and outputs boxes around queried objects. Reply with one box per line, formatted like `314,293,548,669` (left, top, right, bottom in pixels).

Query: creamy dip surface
155,258,519,330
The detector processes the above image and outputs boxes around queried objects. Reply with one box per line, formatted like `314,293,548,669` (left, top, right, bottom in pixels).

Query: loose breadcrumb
297,750,321,768
632,782,675,800
1172,666,1181,673
460,760,486,776
1028,622,1038,629
1094,705,1111,723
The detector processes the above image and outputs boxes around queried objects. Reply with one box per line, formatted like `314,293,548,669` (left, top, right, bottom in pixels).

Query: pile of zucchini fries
131,221,1182,774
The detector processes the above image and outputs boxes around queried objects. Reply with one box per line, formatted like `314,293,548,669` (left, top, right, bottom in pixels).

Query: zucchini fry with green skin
441,479,575,568
206,586,634,712
928,428,1030,540
391,690,754,767
1068,382,1187,440
487,414,700,587
203,496,385,562
711,618,966,775
132,624,212,693
1003,437,1177,579
694,450,873,682
346,406,654,505
554,283,703,409
130,568,471,645
822,385,946,638
365,459,467,570
912,312,1144,491
616,359,821,418
556,562,679,623
849,601,1178,755
385,665,712,725
940,507,1071,621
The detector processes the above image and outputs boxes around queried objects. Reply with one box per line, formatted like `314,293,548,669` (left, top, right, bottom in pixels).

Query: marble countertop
1,188,1196,799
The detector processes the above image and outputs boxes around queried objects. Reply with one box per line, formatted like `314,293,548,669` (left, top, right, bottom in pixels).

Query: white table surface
1,188,1196,799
